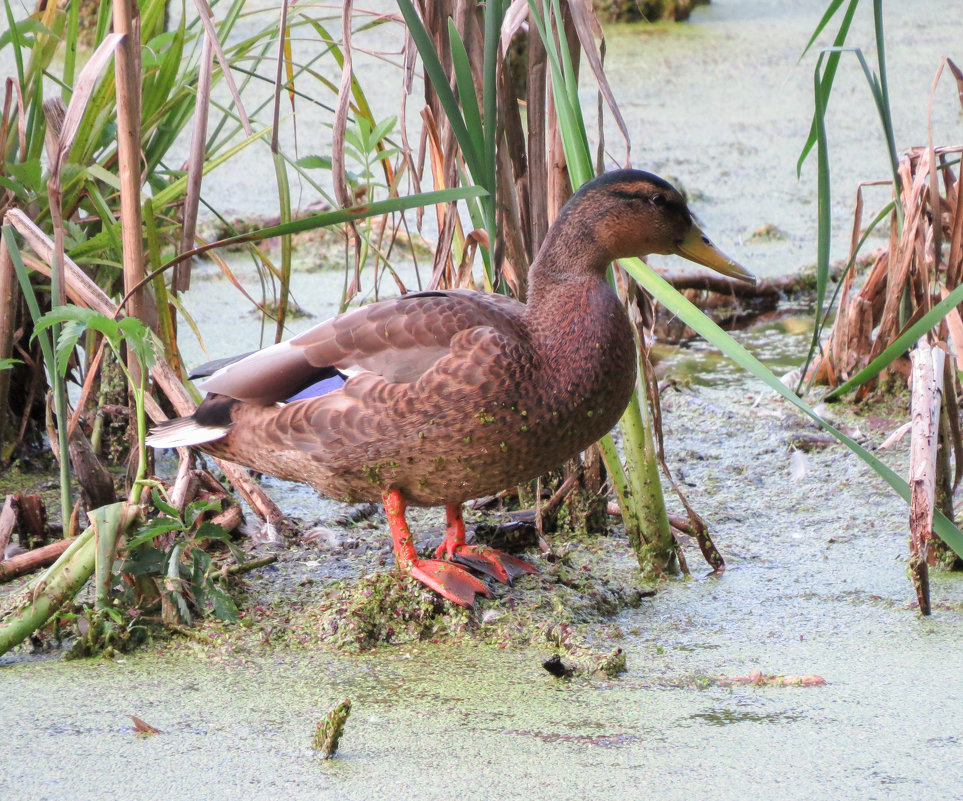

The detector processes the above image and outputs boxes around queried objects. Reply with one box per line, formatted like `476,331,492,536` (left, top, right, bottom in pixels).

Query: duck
147,170,755,606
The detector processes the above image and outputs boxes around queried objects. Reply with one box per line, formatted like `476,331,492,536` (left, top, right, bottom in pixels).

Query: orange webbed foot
435,504,537,584
449,544,537,584
408,559,492,607
383,490,492,607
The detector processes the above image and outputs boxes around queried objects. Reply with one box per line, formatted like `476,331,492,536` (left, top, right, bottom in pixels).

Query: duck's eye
651,193,667,207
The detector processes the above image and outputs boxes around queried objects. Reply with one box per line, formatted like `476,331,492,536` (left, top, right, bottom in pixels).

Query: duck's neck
526,211,612,313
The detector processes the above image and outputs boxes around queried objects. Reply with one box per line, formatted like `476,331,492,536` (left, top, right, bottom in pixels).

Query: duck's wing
195,289,526,405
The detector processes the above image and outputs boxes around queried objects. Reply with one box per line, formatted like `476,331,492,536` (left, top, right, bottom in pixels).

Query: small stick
0,538,74,583
312,699,352,759
223,554,278,576
540,473,579,519
167,624,215,645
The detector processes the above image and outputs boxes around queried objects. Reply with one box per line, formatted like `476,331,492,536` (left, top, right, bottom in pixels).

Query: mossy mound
312,571,475,651
271,535,655,675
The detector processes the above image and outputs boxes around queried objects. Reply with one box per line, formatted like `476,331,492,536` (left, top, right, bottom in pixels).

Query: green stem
130,369,148,506
93,502,129,611
619,387,674,574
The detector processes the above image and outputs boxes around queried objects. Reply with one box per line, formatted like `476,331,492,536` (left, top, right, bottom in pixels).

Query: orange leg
434,503,537,584
382,490,490,607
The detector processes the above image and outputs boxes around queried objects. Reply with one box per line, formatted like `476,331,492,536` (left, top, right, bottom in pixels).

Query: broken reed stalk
908,340,945,615
175,6,216,293
112,0,155,339
42,97,73,532
0,502,140,656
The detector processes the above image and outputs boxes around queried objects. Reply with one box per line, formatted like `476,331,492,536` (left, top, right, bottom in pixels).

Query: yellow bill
676,224,756,285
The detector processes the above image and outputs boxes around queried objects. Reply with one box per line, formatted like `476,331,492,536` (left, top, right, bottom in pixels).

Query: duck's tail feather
145,417,229,448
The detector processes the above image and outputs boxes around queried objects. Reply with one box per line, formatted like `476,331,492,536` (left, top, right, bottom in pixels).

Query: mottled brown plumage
148,170,754,605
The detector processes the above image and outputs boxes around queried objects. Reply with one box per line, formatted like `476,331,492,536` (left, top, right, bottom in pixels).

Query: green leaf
375,147,400,163
151,488,180,518
0,176,29,196
296,154,333,170
194,520,233,544
4,227,57,403
144,30,178,52
191,547,212,588
0,358,22,371
369,115,397,146
0,16,47,50
54,319,87,377
798,0,847,59
343,128,365,155
797,0,860,174
6,159,43,194
121,545,166,576
34,305,111,334
209,586,239,621
126,517,184,550
448,20,486,180
117,317,160,370
184,498,223,528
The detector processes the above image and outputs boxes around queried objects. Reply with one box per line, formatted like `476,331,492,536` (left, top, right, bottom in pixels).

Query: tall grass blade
799,0,846,59
528,0,591,185
872,0,898,177
1,1,27,89
481,0,503,194
797,0,859,174
802,49,834,393
159,186,488,275
798,37,902,393
623,257,963,561
447,21,486,173
62,0,79,102
3,226,56,387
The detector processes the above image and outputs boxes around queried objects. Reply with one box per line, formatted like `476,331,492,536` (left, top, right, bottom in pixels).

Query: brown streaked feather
198,290,526,404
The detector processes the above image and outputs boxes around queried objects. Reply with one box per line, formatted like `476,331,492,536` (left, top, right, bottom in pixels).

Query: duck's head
560,170,756,284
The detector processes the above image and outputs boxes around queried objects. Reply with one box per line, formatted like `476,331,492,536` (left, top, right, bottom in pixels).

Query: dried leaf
131,715,162,735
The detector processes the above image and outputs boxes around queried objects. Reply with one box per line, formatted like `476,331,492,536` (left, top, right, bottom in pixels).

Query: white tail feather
145,418,229,448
